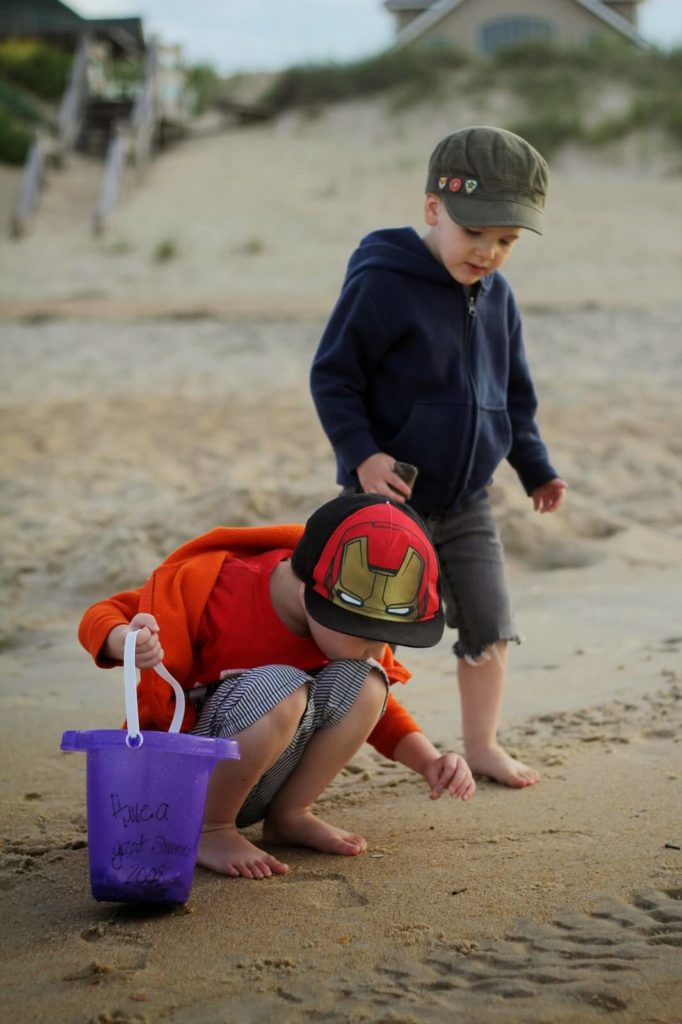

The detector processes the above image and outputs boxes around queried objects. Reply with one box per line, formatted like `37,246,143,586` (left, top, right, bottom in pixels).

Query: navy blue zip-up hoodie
310,227,557,516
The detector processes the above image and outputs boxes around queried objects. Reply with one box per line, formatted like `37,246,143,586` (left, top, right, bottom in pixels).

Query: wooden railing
92,123,128,234
131,36,159,174
56,35,89,156
9,130,48,238
9,35,89,236
92,36,160,233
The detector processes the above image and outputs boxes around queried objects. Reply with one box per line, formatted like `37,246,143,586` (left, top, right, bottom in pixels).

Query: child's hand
356,452,412,502
424,753,475,802
129,614,164,667
104,614,164,668
532,477,567,513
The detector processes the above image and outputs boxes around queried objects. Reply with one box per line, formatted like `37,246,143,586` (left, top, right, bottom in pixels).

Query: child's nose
474,240,496,261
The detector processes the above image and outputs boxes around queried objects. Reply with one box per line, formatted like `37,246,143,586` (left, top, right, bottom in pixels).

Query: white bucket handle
124,629,186,747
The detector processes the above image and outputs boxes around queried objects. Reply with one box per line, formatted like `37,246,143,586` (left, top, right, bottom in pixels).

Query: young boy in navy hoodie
310,126,567,789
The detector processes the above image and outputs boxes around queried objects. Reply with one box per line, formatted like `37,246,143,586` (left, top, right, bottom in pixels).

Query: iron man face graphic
312,506,439,623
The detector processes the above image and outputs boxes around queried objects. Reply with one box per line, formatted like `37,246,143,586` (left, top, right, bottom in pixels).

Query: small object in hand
393,461,419,491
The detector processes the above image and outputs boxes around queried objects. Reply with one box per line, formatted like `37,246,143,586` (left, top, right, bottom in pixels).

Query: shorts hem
453,633,522,661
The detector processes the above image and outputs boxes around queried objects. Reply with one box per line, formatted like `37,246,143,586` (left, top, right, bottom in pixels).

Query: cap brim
442,193,544,235
304,585,445,649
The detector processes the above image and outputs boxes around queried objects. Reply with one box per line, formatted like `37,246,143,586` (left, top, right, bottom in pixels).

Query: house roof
384,1,432,10
89,17,145,54
0,0,145,55
0,0,83,37
390,0,650,51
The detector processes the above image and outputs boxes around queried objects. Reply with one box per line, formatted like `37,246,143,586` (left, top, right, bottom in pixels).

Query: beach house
384,0,649,55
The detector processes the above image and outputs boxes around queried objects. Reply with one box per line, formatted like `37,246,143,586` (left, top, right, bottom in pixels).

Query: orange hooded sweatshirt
78,525,421,759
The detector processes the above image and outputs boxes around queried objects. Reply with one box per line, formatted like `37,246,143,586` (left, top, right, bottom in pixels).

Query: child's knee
358,666,389,711
365,665,389,690
269,682,309,725
233,681,309,739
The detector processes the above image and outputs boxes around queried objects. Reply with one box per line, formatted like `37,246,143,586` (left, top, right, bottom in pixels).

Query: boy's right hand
356,452,412,502
103,614,164,668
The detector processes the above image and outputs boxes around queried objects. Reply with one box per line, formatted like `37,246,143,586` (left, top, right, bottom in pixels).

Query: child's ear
424,193,441,226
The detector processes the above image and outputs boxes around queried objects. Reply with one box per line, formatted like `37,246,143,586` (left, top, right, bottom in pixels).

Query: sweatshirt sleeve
366,689,423,760
505,296,559,494
78,588,143,667
310,273,391,474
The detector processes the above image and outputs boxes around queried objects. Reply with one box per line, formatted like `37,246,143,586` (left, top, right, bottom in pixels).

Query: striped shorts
190,659,387,827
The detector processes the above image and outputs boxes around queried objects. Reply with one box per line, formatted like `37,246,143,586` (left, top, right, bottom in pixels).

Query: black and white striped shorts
191,659,387,827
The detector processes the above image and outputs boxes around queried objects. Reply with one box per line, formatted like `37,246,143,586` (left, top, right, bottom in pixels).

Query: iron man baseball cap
291,493,444,648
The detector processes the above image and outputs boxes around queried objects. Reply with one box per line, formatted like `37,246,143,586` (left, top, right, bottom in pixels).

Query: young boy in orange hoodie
79,493,474,880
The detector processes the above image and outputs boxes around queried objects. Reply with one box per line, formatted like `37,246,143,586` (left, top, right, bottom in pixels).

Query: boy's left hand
532,477,567,513
424,753,475,802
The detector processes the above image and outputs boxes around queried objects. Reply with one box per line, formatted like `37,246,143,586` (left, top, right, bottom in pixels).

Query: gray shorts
190,659,387,827
425,496,520,660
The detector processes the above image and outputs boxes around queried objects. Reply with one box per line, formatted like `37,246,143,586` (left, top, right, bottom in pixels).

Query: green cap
425,126,548,235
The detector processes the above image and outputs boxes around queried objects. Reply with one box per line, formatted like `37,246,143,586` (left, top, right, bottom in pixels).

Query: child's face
304,610,387,664
424,194,521,286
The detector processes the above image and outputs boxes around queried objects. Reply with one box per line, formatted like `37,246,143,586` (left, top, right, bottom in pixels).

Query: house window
478,17,554,55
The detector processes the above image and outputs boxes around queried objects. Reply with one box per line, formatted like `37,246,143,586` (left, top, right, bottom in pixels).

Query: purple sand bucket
61,630,239,904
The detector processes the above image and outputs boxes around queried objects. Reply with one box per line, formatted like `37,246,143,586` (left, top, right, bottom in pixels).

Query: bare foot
197,824,289,879
465,744,540,788
263,809,367,856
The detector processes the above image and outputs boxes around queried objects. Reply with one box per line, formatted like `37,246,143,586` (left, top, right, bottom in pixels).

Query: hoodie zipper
448,290,479,508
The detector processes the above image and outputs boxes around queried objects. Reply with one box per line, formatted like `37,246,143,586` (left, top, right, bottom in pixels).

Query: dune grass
260,39,682,157
262,45,468,113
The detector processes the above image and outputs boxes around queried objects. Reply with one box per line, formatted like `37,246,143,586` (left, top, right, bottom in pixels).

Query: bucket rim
61,729,239,760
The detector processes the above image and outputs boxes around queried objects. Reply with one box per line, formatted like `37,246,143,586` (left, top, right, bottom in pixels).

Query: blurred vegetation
488,39,682,155
0,39,70,164
0,106,32,164
262,46,469,113
0,39,72,100
260,38,682,157
93,56,144,101
186,63,222,115
153,237,179,262
0,77,47,166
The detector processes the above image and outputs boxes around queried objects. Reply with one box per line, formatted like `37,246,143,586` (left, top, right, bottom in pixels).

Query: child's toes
339,833,366,854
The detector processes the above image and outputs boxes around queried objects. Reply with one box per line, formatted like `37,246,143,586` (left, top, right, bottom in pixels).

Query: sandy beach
1,95,681,1023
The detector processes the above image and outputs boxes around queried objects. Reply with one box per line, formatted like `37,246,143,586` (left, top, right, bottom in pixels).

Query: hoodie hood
158,524,304,571
345,227,493,293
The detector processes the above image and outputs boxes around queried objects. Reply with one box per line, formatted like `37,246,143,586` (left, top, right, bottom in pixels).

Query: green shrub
509,111,584,158
584,112,634,146
491,40,682,154
153,238,179,262
492,36,641,78
187,63,221,114
0,79,44,123
263,46,469,112
630,90,682,143
0,39,72,101
0,107,31,164
0,77,48,166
